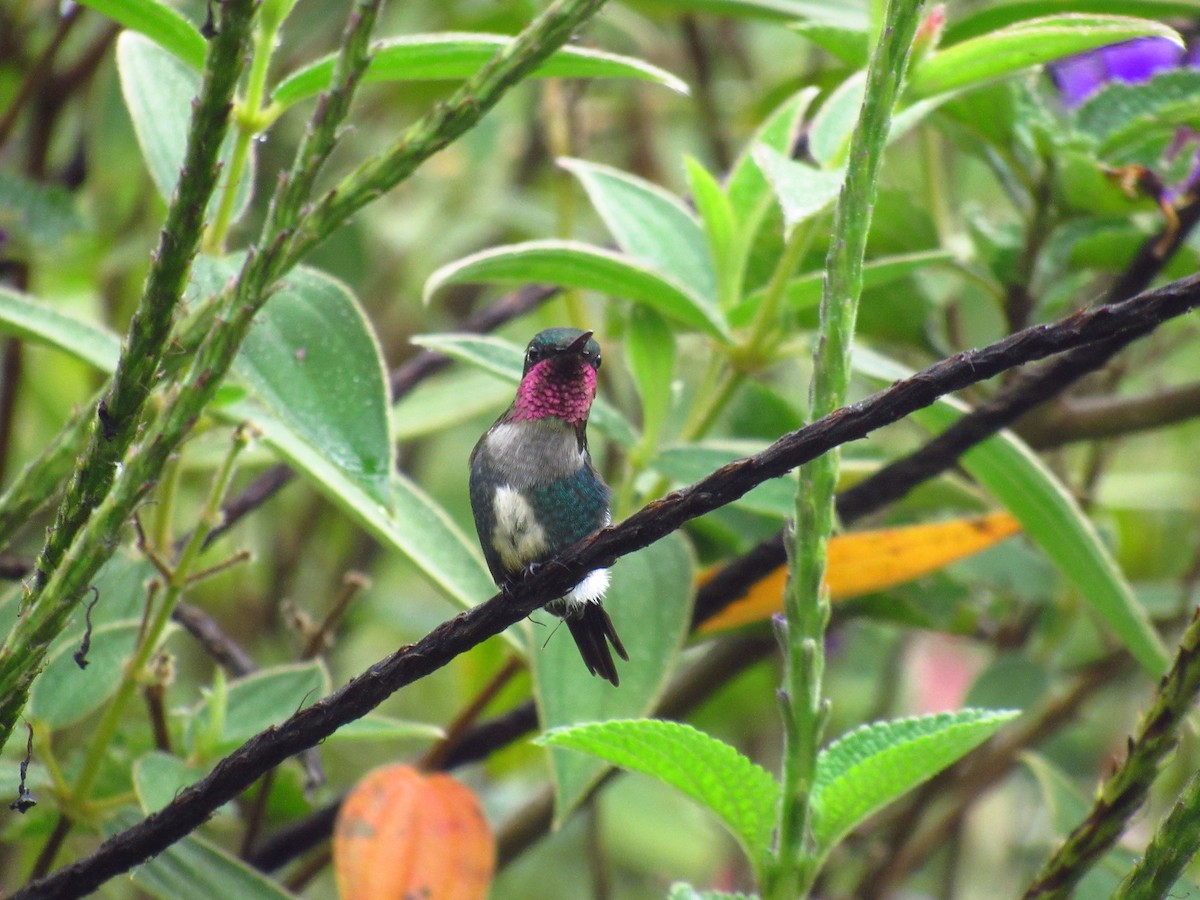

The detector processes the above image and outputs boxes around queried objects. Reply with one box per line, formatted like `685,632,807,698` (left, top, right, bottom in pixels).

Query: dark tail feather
564,603,628,687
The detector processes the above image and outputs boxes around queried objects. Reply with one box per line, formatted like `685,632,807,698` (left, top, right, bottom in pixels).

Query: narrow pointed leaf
81,0,206,69
754,145,845,230
272,34,687,108
854,347,1170,674
811,709,1019,849
425,240,732,341
726,86,818,217
540,718,779,870
0,286,120,371
561,158,719,307
626,308,676,455
117,33,254,221
684,157,738,309
699,513,1023,633
731,250,955,327
908,15,1183,98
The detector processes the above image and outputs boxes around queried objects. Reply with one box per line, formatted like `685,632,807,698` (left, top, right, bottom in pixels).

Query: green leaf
811,709,1018,850
408,333,639,448
653,442,794,518
392,369,513,441
216,404,506,635
194,259,395,512
791,20,869,67
685,157,738,309
425,240,732,342
0,172,84,247
753,145,845,230
534,533,695,824
808,70,867,169
561,158,718,307
854,348,1171,675
29,620,143,729
908,15,1183,98
540,718,778,872
105,810,298,899
1074,69,1200,157
116,32,254,222
626,308,676,457
133,752,212,814
668,885,759,900
325,715,444,744
731,250,955,327
188,661,331,756
271,33,688,108
80,0,206,69
726,87,818,219
627,0,860,22
944,1,1200,44
0,286,120,371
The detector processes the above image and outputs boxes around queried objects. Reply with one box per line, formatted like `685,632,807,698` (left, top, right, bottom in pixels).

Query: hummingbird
469,327,628,686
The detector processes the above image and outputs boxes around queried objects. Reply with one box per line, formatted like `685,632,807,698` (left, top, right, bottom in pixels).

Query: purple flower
1051,37,1186,107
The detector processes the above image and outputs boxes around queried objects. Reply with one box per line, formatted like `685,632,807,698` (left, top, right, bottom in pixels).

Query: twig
1020,380,1200,449
172,601,257,677
15,269,1200,900
71,586,99,669
1022,610,1200,898
9,721,35,812
301,572,370,660
419,656,523,771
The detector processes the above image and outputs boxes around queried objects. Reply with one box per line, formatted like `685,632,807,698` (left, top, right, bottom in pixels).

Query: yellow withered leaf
698,512,1020,634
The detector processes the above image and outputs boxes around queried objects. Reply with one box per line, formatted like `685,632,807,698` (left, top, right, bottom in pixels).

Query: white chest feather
491,485,548,571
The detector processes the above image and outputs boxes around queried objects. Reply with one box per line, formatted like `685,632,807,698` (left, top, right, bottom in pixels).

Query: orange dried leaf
334,764,495,900
699,512,1020,633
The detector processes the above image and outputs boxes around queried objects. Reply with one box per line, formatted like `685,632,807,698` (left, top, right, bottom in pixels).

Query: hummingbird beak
564,331,593,355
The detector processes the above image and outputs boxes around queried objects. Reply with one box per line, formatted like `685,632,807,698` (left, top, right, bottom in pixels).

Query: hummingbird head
510,327,602,425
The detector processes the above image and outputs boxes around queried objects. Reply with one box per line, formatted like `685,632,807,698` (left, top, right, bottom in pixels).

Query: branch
1023,609,1200,898
0,0,259,752
17,272,1200,899
1021,380,1200,449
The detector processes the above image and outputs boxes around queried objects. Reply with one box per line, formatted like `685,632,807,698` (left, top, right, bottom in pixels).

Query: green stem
0,391,94,554
766,2,925,897
1024,612,1200,899
1114,764,1200,900
68,428,248,807
742,220,813,364
204,0,291,253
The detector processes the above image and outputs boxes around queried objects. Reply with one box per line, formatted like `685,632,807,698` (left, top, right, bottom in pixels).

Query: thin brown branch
1021,380,1200,449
